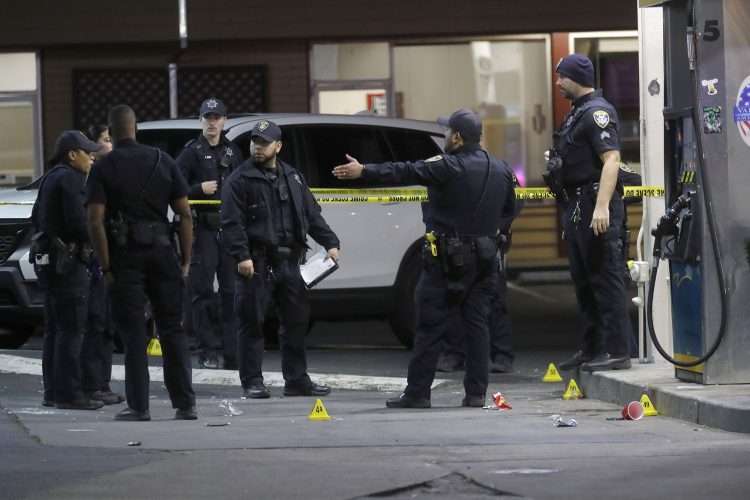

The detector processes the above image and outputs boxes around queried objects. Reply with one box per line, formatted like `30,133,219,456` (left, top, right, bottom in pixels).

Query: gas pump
643,0,750,383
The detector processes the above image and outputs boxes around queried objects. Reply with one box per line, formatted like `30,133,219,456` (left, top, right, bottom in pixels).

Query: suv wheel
0,325,34,349
388,241,423,349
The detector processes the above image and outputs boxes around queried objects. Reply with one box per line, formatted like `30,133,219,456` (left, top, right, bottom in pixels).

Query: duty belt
564,182,600,199
250,244,303,265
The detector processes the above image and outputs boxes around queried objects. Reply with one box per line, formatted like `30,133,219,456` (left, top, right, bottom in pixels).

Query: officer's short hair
108,105,136,137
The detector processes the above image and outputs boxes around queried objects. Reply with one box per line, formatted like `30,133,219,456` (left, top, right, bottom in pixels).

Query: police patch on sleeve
593,110,611,129
424,155,443,163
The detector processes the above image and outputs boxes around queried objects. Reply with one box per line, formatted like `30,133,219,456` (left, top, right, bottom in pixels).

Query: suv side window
297,126,391,188
383,128,443,161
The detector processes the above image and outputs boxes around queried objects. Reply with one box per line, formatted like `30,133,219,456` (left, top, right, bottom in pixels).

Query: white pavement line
0,354,447,392
507,282,559,303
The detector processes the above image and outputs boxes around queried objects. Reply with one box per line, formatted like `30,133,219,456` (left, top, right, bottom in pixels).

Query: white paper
300,250,337,287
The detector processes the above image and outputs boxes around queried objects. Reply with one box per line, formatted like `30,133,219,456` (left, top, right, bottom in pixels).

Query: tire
0,325,34,349
388,241,423,349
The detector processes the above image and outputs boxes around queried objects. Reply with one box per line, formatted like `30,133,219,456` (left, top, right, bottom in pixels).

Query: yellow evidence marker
542,363,564,382
308,399,331,421
640,394,659,416
562,379,584,400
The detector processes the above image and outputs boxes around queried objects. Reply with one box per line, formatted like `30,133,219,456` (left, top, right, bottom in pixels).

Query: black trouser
405,252,496,400
563,190,629,357
189,224,237,363
81,270,114,393
441,266,514,366
110,244,194,413
235,255,310,388
40,262,89,404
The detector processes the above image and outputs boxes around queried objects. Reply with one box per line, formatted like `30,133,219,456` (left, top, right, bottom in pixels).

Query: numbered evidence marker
562,379,584,400
542,363,564,382
146,338,162,357
308,399,331,421
640,394,659,416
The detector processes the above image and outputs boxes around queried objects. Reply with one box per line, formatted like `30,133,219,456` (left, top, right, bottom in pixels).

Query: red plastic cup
621,401,644,420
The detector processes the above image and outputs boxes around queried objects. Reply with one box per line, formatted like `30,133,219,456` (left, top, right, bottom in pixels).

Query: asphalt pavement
2,281,750,499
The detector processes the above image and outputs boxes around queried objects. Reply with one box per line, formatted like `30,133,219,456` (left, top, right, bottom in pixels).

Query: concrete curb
577,361,750,433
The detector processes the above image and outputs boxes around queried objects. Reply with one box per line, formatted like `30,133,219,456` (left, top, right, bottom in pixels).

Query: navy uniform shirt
176,134,242,208
86,138,188,223
555,90,620,187
33,164,88,244
362,144,516,238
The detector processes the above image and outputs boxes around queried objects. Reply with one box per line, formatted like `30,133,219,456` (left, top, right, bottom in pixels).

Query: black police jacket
554,90,620,188
220,160,340,263
176,134,243,206
361,143,516,237
32,163,89,245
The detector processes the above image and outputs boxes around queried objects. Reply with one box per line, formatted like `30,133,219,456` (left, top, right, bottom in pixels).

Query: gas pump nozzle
651,191,695,258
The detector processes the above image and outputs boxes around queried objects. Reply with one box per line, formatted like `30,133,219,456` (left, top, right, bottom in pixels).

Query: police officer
32,130,103,410
437,177,522,374
177,98,242,369
548,54,631,372
221,120,340,399
79,124,124,406
333,108,516,408
86,105,197,421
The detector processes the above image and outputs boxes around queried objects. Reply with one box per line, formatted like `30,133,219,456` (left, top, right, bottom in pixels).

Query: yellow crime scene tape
0,186,665,206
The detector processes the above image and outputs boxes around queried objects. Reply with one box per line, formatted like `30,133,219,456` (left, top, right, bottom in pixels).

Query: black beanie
556,54,595,88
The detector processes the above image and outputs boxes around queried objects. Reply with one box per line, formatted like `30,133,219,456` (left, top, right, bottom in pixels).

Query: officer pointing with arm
87,105,197,421
546,54,632,372
177,98,243,370
221,120,340,399
333,108,516,408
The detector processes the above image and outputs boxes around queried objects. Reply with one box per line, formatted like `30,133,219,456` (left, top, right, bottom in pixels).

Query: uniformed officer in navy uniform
87,105,197,421
437,175,522,374
177,98,243,370
32,130,104,410
333,108,516,408
221,120,340,399
548,54,631,372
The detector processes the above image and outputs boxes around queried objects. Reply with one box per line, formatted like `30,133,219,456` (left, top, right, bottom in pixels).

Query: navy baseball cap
199,97,227,117
437,108,482,143
250,120,282,142
556,54,595,88
51,130,102,162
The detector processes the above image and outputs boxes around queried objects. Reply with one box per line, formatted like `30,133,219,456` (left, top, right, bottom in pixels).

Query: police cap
200,97,227,117
437,108,482,143
250,120,282,142
52,130,102,162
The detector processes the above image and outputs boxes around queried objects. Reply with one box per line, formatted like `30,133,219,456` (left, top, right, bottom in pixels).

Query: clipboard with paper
300,249,338,288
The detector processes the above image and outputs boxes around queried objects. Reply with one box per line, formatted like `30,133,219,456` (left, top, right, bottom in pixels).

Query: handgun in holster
51,236,76,274
542,150,567,203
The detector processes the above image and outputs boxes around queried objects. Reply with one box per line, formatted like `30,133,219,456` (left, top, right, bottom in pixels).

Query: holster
51,237,75,274
474,235,498,274
543,155,567,203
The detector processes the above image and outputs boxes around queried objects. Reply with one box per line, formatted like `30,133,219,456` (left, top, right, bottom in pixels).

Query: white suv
0,114,444,348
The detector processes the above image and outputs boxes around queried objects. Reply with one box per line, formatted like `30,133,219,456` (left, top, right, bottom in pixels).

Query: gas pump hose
645,2,728,367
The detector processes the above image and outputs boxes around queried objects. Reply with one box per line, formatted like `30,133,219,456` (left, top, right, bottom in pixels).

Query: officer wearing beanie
177,98,243,370
550,54,631,372
333,108,517,408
